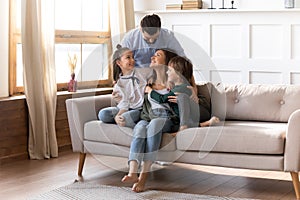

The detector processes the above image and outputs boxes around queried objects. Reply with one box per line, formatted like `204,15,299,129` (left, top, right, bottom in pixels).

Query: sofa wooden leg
78,153,86,177
291,172,300,199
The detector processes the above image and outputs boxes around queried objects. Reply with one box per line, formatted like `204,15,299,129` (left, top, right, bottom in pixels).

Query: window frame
9,0,113,96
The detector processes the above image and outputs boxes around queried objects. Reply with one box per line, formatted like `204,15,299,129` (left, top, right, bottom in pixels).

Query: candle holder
219,0,227,9
230,0,237,9
208,0,216,9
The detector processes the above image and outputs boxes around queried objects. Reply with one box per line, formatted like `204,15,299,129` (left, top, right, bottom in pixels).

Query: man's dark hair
140,14,161,35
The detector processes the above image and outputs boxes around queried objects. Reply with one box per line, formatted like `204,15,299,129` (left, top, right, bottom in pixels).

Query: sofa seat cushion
176,121,286,154
84,121,176,151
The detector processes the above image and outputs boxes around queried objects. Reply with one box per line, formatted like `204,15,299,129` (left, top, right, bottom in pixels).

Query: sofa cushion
84,121,176,151
211,84,300,122
176,121,286,155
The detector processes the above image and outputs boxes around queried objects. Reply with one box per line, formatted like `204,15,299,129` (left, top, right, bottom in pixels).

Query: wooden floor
0,150,297,200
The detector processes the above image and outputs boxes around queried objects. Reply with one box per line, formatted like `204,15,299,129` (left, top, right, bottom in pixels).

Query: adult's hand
187,86,199,103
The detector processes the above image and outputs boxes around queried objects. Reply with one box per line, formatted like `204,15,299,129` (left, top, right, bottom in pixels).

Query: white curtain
109,0,135,49
21,0,58,159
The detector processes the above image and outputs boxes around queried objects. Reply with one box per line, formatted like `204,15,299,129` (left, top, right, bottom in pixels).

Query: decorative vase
285,0,294,8
68,72,77,92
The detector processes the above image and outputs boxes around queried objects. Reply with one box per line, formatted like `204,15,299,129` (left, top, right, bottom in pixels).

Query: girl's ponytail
112,44,131,82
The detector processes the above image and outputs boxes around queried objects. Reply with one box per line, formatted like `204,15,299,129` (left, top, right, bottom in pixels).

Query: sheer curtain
109,0,135,49
21,0,58,159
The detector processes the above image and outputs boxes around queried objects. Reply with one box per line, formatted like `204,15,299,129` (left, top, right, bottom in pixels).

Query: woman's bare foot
121,174,138,183
200,116,220,127
132,180,146,192
132,175,147,192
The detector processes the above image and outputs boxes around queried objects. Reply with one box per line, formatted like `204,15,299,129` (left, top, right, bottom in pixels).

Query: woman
121,48,178,192
122,49,215,192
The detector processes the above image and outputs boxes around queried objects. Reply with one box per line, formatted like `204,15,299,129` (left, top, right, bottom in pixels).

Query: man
121,14,185,68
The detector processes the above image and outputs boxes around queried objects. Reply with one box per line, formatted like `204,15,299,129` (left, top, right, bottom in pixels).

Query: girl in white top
98,45,153,128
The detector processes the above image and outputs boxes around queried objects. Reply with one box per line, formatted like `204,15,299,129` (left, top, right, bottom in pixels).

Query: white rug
28,182,256,200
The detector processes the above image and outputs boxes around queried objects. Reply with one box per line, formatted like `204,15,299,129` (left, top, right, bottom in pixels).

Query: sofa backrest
210,84,300,122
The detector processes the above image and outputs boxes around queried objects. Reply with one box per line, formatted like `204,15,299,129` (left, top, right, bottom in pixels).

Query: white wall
135,10,300,85
133,1,300,85
0,0,9,97
134,0,287,10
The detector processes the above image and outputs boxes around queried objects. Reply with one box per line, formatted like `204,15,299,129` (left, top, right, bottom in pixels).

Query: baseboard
0,152,29,166
0,144,73,165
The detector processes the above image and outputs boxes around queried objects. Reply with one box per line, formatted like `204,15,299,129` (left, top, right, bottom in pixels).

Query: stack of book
166,4,182,10
182,0,202,10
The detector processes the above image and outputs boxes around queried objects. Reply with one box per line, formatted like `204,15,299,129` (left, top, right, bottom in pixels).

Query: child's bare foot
121,174,138,183
209,116,220,125
200,116,220,127
170,132,177,137
115,115,125,127
179,125,188,131
169,125,189,137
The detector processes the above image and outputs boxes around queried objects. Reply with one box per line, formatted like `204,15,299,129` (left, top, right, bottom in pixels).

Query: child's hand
114,115,125,126
168,95,177,103
145,86,152,94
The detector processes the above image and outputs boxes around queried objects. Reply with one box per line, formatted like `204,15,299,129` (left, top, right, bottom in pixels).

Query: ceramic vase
68,73,77,92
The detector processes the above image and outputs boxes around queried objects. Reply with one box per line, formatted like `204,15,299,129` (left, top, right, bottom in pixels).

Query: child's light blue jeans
98,107,141,128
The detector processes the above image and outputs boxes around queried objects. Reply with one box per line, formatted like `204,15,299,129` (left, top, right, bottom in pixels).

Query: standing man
121,14,185,68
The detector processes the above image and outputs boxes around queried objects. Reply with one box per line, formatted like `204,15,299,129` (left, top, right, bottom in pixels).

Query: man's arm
168,31,186,57
121,31,132,49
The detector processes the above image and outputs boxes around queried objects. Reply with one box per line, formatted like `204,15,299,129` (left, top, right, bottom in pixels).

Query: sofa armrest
66,94,112,152
284,109,300,172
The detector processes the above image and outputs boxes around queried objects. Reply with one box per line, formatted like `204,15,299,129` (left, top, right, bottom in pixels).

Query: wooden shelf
135,8,300,14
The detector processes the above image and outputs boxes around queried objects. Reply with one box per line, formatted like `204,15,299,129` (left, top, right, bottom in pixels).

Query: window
9,0,112,95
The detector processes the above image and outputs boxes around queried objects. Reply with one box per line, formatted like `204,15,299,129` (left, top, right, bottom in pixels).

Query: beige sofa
66,83,300,198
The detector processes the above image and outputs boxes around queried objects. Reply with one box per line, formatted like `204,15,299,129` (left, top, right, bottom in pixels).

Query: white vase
285,0,294,8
